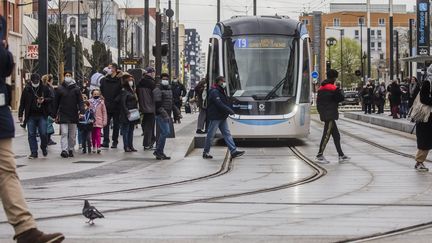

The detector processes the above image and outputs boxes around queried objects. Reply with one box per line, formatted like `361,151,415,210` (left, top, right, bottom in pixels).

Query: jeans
60,123,77,151
81,129,91,151
27,116,48,155
155,115,171,154
0,139,37,237
400,100,409,118
204,119,237,154
121,122,135,150
103,112,120,145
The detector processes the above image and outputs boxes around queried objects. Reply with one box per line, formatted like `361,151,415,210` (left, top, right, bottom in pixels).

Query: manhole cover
73,160,104,164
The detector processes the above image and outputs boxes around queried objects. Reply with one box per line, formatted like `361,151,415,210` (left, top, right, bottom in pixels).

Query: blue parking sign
311,71,319,79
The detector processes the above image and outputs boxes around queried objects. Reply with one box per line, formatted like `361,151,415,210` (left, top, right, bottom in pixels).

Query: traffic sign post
311,71,319,79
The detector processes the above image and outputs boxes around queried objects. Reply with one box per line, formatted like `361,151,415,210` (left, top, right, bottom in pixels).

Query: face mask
64,77,73,83
220,82,227,89
106,68,112,75
93,96,100,99
173,80,178,83
129,81,134,87
31,82,40,88
161,80,169,86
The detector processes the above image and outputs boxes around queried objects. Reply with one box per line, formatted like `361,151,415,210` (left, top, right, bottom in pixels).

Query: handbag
408,81,432,123
128,108,140,121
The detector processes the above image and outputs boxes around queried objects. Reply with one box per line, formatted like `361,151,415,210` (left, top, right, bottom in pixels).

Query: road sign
326,37,337,47
25,45,39,59
121,57,142,65
311,71,319,79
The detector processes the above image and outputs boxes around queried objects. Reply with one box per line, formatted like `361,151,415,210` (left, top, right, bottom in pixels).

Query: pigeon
82,200,104,225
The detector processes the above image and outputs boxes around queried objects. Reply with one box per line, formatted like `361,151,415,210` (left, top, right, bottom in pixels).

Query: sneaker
161,153,171,160
101,143,109,148
28,154,38,159
153,151,164,160
82,149,87,154
338,155,351,164
203,153,213,159
92,147,96,153
97,149,101,154
231,150,245,158
196,129,206,134
315,155,329,164
78,144,82,149
68,150,74,157
130,147,138,152
48,140,57,146
415,162,429,172
60,151,69,158
111,143,118,149
16,228,64,243
41,147,48,157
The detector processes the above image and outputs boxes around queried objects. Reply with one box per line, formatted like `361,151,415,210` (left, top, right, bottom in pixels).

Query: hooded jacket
136,74,156,113
100,71,123,113
207,84,234,121
316,80,344,121
54,82,84,124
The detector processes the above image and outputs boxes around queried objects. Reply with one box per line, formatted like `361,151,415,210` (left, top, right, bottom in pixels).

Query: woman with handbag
414,68,432,172
119,73,139,152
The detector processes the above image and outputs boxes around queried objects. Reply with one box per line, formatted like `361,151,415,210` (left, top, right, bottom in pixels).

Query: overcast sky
118,0,416,51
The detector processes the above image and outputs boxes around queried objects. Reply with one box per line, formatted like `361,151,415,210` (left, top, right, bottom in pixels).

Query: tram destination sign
235,38,287,48
417,0,430,56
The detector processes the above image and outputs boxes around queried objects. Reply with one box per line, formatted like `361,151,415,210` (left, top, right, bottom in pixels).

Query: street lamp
326,28,344,88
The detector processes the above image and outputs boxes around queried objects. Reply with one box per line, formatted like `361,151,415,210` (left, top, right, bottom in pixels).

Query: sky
118,0,417,52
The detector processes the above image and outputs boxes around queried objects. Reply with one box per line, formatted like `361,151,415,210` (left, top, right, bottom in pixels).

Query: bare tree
121,0,138,57
88,0,114,41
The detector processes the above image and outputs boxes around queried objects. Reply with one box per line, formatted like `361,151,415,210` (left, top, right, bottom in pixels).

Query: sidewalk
343,111,416,134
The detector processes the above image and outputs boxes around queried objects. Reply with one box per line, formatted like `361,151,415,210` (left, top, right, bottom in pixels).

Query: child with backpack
78,101,95,153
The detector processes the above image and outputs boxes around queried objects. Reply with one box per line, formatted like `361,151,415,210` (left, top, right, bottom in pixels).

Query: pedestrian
54,71,84,158
315,69,350,164
136,67,156,150
80,78,90,98
389,80,402,119
77,93,88,149
100,63,123,149
203,76,245,159
42,74,57,145
400,81,410,118
195,78,207,134
374,82,386,114
78,101,94,154
89,89,107,154
119,73,139,152
409,76,420,108
187,86,197,113
414,71,432,172
171,76,186,123
361,81,373,114
153,73,178,160
0,38,64,243
18,73,53,159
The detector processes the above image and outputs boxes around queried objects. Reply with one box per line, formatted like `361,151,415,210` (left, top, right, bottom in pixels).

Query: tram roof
218,16,301,37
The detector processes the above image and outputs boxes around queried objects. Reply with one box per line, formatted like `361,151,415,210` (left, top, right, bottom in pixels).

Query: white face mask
64,77,73,83
220,82,227,89
31,82,40,88
129,81,134,87
161,80,169,86
106,68,113,75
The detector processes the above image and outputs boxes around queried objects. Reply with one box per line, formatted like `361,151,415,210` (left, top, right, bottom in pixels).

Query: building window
371,42,375,50
377,42,382,50
378,18,385,26
371,30,375,37
302,19,309,25
333,18,340,27
380,53,384,60
354,30,359,39
377,30,382,38
358,17,365,26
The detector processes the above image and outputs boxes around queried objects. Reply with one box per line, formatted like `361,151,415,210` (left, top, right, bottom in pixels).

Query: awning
400,55,432,63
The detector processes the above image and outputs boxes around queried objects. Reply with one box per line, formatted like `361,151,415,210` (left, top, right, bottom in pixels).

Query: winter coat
361,85,374,104
153,84,174,120
119,88,139,124
100,72,123,113
416,81,432,150
54,82,84,124
171,82,186,105
136,75,155,114
78,108,95,132
207,84,234,121
0,44,15,139
46,85,56,116
89,97,107,128
316,80,344,122
389,83,402,105
195,81,206,109
18,84,53,124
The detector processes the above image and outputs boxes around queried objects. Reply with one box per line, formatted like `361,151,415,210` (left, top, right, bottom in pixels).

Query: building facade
300,3,415,83
184,28,203,87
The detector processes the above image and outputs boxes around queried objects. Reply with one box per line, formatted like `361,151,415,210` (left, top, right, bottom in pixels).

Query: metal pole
131,31,134,58
77,1,80,37
144,0,149,67
253,0,257,15
367,0,371,79
100,0,103,41
395,30,399,80
389,0,394,80
38,0,48,75
175,0,180,77
360,21,364,83
340,30,343,88
217,0,220,22
155,0,162,76
117,20,121,68
409,18,413,78
168,0,172,79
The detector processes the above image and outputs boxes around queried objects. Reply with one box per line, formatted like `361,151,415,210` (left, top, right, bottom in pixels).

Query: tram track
0,146,326,224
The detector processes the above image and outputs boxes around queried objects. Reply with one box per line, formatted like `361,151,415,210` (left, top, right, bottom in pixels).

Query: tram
206,15,312,138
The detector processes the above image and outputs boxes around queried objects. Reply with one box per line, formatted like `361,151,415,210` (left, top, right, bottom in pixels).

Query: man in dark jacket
136,67,156,150
100,63,123,148
171,77,186,123
55,71,84,158
316,69,350,164
18,73,53,159
389,80,402,119
203,76,244,159
0,39,64,243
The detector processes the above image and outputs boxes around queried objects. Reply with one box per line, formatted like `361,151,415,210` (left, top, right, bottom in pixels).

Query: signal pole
144,0,149,67
389,0,394,80
217,0,220,22
168,0,173,80
366,0,371,79
38,0,48,75
155,0,162,76
409,18,413,78
254,0,257,15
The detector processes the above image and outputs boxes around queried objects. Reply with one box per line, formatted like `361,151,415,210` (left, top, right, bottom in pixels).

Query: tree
64,32,76,75
88,0,114,42
327,37,362,89
75,35,85,81
48,24,67,83
84,41,112,72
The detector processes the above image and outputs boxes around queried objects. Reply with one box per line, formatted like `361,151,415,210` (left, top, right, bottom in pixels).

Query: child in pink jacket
89,89,107,153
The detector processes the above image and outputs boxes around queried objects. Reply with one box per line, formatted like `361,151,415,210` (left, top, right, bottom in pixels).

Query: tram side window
300,39,311,103
209,38,220,85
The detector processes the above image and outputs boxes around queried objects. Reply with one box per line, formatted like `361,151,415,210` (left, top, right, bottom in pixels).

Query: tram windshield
226,35,298,99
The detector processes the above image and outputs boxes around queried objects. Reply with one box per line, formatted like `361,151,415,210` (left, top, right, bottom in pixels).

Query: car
340,91,360,106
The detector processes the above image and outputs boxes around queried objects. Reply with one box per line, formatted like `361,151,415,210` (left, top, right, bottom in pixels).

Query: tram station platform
343,111,416,134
